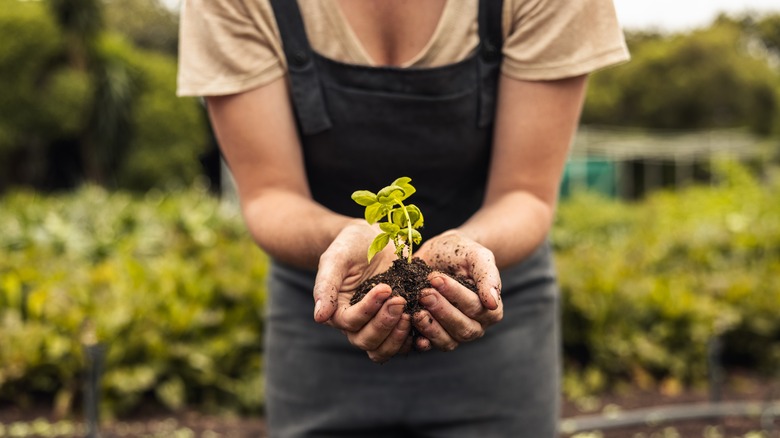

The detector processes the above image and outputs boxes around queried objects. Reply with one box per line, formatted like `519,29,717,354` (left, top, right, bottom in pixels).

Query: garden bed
1,373,777,438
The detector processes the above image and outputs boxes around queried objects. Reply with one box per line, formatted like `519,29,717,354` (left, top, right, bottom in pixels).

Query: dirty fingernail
420,293,437,307
490,287,500,303
314,299,322,317
389,303,405,317
430,276,445,288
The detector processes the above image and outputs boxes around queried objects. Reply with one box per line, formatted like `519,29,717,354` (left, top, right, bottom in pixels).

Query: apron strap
477,0,505,127
269,0,333,135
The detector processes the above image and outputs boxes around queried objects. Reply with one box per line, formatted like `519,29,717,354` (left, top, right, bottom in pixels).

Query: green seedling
351,177,424,264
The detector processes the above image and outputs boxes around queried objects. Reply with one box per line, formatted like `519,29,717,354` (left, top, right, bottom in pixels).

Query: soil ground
560,371,780,438
2,372,778,437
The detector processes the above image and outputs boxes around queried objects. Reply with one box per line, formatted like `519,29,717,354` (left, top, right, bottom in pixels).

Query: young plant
351,177,424,264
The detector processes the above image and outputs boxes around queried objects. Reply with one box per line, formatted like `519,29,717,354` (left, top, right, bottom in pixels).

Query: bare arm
459,73,588,267
206,78,352,269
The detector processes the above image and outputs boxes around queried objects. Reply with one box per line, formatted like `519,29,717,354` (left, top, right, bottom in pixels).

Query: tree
44,0,136,186
756,14,780,55
582,19,780,135
0,0,206,193
720,12,780,57
104,0,179,55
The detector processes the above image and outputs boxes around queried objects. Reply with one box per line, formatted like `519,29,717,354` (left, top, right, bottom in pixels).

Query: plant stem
397,200,414,263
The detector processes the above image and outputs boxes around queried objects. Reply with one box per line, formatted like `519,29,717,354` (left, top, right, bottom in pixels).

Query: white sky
161,0,780,33
613,0,780,32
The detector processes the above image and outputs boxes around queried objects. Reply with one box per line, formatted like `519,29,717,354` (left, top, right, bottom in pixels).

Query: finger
332,284,393,331
418,289,484,343
412,310,459,352
366,313,412,363
346,296,406,351
429,274,483,317
312,250,351,323
399,332,414,355
467,246,502,310
312,282,339,323
415,336,432,352
430,275,504,328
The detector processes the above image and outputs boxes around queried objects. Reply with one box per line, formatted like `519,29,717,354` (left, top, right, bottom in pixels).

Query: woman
178,0,629,436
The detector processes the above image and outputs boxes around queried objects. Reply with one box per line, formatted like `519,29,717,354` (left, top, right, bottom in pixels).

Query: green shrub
0,0,208,192
583,22,780,135
0,0,63,157
555,162,780,398
98,35,209,191
0,186,266,416
1,162,778,416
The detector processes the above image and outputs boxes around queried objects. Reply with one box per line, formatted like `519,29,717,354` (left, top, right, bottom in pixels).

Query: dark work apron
266,1,560,437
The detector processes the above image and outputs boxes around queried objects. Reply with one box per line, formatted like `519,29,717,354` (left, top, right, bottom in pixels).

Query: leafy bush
583,21,780,135
97,35,209,191
0,0,208,192
0,186,266,416
1,163,778,417
555,162,780,398
0,0,63,160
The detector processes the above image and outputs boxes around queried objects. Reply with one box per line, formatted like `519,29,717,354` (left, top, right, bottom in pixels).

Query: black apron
265,1,560,436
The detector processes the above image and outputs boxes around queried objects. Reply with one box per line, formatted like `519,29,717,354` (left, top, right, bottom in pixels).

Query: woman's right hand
312,220,413,363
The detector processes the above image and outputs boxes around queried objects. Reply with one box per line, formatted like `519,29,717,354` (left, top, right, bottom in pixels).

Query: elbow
240,196,273,253
530,194,556,244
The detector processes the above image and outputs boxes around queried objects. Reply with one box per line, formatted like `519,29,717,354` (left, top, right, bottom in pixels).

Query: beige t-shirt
177,0,630,97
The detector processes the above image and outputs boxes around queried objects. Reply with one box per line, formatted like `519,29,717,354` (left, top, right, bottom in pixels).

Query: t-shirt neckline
326,0,452,68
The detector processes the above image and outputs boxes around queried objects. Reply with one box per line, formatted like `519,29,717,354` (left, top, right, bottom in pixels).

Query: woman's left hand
411,230,503,351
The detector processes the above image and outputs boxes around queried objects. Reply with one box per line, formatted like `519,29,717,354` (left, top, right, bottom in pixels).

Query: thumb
312,279,339,323
312,250,348,323
472,248,502,311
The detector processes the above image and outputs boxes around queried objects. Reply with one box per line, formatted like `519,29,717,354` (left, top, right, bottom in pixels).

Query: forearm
452,74,588,268
205,80,362,269
454,191,554,269
242,190,358,269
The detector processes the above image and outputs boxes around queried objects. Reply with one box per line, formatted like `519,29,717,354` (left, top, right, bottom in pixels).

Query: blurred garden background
0,0,779,436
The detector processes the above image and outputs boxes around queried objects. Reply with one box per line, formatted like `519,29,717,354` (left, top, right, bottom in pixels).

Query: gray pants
264,243,560,438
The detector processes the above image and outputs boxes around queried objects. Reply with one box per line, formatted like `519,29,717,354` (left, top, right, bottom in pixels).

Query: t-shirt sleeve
501,0,630,81
177,0,285,96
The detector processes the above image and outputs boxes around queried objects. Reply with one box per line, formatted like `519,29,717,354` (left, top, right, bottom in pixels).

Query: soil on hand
349,257,478,314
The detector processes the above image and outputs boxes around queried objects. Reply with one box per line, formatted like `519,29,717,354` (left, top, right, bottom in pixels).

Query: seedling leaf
377,185,405,204
409,228,422,244
392,177,416,200
379,222,401,234
368,233,391,263
405,204,424,228
351,190,377,206
364,202,387,224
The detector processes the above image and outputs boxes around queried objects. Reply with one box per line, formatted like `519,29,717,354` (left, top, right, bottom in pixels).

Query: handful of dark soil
349,257,478,314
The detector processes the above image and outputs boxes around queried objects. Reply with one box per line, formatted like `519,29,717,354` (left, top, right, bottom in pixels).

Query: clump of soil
349,257,478,314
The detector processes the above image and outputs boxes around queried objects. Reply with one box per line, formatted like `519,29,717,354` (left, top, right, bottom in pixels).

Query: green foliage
98,35,209,191
0,0,63,155
104,0,179,55
583,20,780,136
0,0,208,192
47,0,104,42
755,14,780,55
555,162,780,398
351,177,424,263
2,165,778,415
40,68,94,137
0,186,266,415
